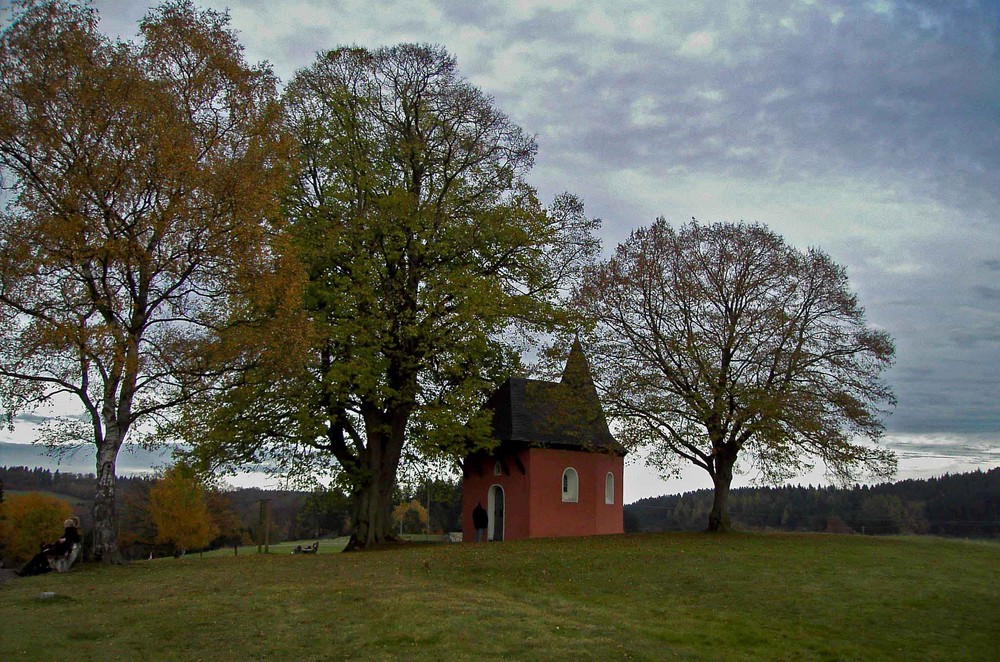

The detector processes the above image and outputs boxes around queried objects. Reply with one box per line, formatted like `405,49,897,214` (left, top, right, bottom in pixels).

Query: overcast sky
2,0,997,499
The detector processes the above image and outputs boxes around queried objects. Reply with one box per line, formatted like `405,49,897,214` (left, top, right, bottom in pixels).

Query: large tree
577,219,896,531
0,1,289,561
187,45,600,550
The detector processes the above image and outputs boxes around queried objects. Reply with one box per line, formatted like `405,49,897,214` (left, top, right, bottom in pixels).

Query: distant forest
625,468,1000,538
0,466,462,559
4,465,998,547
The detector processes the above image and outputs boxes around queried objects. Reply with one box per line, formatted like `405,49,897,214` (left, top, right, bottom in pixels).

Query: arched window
494,461,502,477
561,467,579,503
605,472,615,505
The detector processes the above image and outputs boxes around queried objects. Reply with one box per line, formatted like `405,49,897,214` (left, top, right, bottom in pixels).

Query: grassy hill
6,488,91,507
2,532,997,660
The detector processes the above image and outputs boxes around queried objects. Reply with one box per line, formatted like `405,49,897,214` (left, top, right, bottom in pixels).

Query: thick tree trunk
345,472,396,551
343,416,406,551
92,440,124,563
707,451,737,533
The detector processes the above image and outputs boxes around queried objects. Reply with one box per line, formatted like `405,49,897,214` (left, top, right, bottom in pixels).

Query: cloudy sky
2,0,998,499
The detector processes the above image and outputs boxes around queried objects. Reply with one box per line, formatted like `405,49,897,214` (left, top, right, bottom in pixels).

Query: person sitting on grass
17,518,82,577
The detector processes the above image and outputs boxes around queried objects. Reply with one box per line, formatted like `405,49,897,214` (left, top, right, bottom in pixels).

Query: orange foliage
148,467,218,553
392,499,429,535
0,492,73,564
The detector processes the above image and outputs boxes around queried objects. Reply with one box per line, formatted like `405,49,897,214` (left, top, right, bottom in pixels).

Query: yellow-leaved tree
0,492,73,564
148,465,218,554
392,499,429,536
0,0,294,563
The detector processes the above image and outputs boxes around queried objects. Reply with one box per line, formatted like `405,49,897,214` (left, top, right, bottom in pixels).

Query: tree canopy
185,44,600,549
577,219,896,531
0,0,290,561
148,464,218,554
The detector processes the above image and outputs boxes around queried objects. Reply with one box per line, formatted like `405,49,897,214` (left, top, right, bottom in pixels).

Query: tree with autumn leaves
183,45,600,550
116,467,242,557
576,220,896,531
0,492,74,565
148,465,218,554
1,3,594,555
392,500,429,536
2,1,897,552
0,1,291,562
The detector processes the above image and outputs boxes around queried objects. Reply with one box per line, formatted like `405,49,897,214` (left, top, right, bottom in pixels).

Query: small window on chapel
605,472,615,505
562,467,579,503
494,461,501,476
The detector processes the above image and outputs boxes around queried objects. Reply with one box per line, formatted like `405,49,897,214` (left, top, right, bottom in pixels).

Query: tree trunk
346,477,392,551
707,451,736,533
92,440,124,563
343,415,406,551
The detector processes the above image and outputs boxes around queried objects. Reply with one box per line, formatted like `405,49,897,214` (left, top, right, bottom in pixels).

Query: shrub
0,492,73,565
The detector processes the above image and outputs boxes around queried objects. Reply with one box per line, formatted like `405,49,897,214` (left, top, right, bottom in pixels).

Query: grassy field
6,489,91,507
1,532,997,660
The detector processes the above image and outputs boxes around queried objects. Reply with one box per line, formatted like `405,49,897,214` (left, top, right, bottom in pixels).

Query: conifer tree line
2,1,899,554
625,468,1000,538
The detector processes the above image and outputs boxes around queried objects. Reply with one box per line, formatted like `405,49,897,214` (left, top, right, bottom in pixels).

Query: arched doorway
488,484,505,541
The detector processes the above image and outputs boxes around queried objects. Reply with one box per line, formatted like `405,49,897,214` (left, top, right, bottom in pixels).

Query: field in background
195,534,448,557
2,532,997,660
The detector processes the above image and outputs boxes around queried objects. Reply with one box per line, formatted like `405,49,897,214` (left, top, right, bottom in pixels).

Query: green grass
6,489,91,507
2,532,997,660
195,537,351,557
195,534,443,558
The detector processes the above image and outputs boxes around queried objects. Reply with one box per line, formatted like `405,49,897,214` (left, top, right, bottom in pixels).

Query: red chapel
461,340,626,541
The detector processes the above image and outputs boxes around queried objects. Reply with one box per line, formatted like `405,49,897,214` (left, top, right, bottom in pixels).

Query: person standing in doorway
472,501,489,542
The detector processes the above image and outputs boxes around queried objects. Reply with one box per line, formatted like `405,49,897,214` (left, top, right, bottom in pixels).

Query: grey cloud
973,285,1000,300
78,0,999,447
948,327,1000,347
491,1,1000,218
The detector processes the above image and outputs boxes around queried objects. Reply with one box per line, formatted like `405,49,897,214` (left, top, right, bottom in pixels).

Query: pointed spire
560,336,595,389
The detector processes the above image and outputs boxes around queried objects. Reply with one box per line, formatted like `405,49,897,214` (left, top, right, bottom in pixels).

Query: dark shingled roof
483,340,626,456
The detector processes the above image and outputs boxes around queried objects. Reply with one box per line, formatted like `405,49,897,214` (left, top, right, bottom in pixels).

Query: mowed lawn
1,532,997,660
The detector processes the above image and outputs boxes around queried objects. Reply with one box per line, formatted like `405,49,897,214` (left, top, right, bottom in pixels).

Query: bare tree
0,1,289,561
578,219,896,531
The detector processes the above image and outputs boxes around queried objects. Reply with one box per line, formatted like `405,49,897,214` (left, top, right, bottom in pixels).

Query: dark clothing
17,526,80,577
472,504,488,529
473,502,489,542
48,526,81,557
19,551,53,576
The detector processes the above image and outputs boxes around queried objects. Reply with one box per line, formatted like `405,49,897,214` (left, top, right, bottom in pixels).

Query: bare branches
579,219,896,529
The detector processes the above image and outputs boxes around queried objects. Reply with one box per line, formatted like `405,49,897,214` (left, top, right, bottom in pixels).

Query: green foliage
186,44,600,548
296,486,352,538
396,476,463,534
